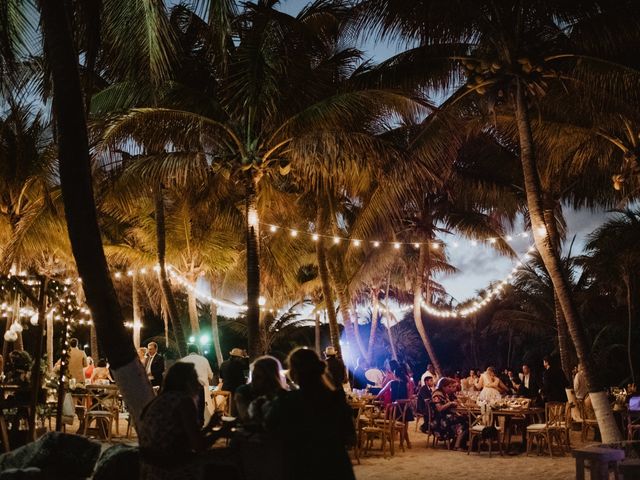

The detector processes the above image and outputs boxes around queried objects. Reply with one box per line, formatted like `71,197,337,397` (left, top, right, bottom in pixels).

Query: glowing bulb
431,242,439,249
506,235,513,241
114,272,122,279
353,239,361,247
258,296,266,306
312,234,319,241
393,242,401,249
290,230,298,237
270,225,277,232
373,241,380,247
489,238,497,244
140,268,147,274
199,334,210,345
414,243,420,249
333,237,340,244
189,336,196,343
127,270,134,277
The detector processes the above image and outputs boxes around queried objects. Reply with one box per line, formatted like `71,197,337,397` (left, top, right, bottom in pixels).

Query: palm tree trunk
382,274,397,361
544,206,574,381
187,286,200,336
316,207,341,358
367,288,380,364
39,0,154,426
514,80,620,442
132,273,142,350
90,323,99,359
413,243,442,376
314,310,321,354
46,309,54,372
328,256,365,360
245,186,261,360
624,272,636,385
154,185,186,357
210,301,223,367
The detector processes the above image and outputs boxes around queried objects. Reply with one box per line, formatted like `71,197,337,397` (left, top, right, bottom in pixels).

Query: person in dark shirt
541,356,568,403
219,348,247,393
324,346,346,389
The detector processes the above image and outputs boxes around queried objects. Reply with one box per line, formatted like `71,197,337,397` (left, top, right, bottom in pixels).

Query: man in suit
513,363,539,399
145,341,165,387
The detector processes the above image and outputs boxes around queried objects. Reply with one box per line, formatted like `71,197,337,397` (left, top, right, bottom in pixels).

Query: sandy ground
354,423,578,480
65,415,578,479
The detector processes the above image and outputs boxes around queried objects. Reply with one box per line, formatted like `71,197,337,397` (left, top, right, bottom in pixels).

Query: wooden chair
362,403,394,457
576,397,598,442
625,410,640,441
412,395,424,432
83,385,119,441
393,400,413,451
526,402,566,457
212,390,232,416
348,401,366,464
468,404,503,457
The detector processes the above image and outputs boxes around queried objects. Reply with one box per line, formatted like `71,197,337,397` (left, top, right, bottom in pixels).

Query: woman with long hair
265,348,355,480
430,377,469,449
235,355,286,424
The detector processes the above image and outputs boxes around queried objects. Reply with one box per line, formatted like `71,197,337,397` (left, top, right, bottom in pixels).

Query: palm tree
356,0,640,441
583,209,640,385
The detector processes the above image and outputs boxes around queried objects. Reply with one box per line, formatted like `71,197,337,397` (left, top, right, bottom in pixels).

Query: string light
419,245,535,318
167,266,247,311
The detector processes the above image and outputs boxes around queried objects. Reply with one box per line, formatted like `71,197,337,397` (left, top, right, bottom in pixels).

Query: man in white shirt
573,363,589,400
179,344,214,425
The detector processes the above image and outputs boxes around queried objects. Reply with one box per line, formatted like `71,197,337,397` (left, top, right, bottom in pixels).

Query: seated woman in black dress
265,348,356,480
430,377,469,449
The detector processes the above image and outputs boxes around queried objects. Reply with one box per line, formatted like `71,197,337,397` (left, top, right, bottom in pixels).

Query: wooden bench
572,446,624,480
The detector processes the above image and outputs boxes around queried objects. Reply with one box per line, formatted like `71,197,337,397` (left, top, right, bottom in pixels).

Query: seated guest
364,363,385,387
324,347,346,389
461,369,478,392
265,348,355,480
513,364,539,398
138,363,231,480
90,358,114,385
421,363,439,386
430,377,468,449
416,373,435,420
235,355,286,425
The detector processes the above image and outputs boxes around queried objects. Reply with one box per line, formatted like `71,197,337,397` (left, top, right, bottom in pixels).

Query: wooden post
28,277,48,440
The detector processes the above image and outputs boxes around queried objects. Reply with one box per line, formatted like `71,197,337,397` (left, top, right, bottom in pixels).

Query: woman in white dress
476,367,504,402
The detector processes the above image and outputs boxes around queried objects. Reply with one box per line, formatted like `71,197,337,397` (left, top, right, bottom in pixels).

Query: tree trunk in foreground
543,206,574,381
210,301,224,367
314,310,321,355
316,206,341,358
187,284,200,336
367,288,380,364
413,243,442,376
623,273,636,385
245,190,261,360
514,80,620,442
154,186,186,357
132,273,142,349
39,0,153,426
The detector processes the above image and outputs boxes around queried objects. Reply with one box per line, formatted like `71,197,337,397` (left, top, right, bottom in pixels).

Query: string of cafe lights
261,221,545,250
420,245,537,318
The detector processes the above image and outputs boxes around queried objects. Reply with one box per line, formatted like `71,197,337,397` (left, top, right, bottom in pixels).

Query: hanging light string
420,245,536,318
261,221,545,249
166,266,248,311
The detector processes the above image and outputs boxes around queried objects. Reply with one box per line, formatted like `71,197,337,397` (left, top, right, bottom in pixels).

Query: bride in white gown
476,367,505,402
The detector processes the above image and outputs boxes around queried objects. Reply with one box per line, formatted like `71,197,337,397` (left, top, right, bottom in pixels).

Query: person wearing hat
219,348,247,395
324,346,346,390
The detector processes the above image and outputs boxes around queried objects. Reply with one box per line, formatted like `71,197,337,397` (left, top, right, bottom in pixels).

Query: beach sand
355,424,578,480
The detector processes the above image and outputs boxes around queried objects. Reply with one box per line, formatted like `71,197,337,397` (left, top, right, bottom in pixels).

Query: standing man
219,348,247,393
513,363,539,398
542,356,567,403
145,341,165,388
179,344,214,425
68,338,87,384
324,346,346,389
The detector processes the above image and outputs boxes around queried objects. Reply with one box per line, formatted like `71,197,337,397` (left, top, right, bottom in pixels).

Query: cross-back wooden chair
526,402,566,457
468,404,503,457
